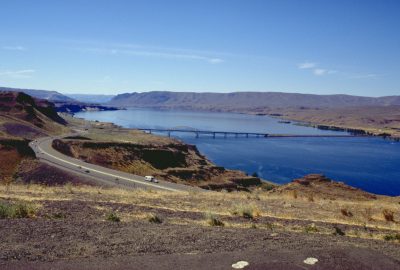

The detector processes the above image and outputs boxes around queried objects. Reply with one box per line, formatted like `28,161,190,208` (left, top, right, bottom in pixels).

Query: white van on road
144,176,159,183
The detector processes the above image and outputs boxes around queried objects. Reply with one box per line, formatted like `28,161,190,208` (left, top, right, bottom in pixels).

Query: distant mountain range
0,87,75,102
0,87,116,105
108,91,400,110
65,94,115,104
3,87,400,111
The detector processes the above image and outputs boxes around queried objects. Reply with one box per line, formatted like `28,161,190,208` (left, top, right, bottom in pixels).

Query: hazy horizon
2,85,400,98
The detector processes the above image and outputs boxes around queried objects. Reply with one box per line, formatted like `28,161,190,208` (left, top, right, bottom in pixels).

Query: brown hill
0,86,75,102
108,91,400,110
0,91,67,139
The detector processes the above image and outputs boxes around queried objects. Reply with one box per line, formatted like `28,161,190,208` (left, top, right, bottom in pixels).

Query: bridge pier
213,132,216,139
195,132,199,138
246,133,249,138
168,131,171,137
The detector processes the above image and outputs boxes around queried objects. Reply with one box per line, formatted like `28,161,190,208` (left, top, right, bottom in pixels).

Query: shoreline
64,113,276,190
72,106,399,141
282,118,399,141
68,111,400,196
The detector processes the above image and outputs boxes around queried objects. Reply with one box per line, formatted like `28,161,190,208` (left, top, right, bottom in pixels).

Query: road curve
29,136,199,192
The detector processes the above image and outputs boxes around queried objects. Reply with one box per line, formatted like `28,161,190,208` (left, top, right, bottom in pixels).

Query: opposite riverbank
245,106,400,141
106,91,400,140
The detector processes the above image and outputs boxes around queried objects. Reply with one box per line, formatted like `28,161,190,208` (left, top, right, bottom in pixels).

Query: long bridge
137,128,360,139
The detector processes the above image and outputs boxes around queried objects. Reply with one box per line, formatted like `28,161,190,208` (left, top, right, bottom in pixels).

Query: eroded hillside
52,131,262,190
0,91,69,182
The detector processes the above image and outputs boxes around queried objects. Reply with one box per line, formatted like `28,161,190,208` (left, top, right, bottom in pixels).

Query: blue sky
1,0,399,96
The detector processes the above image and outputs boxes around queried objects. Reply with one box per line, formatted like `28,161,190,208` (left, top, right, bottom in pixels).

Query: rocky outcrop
272,174,378,201
230,176,261,187
293,174,331,185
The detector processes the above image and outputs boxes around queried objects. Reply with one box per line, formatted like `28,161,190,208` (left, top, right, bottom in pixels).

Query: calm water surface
76,109,400,196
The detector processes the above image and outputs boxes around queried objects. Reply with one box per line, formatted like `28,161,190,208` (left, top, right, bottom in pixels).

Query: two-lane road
29,136,198,192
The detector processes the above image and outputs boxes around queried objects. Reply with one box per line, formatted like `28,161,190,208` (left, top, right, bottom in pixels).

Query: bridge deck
137,128,361,138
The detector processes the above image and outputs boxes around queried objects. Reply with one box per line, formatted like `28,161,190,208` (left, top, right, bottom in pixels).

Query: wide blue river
75,108,400,196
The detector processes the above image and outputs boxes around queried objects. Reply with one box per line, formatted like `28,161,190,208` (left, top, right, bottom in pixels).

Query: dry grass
230,203,260,219
0,183,399,241
63,113,176,146
122,160,157,176
64,182,74,194
147,213,163,224
0,200,39,219
205,212,224,226
81,127,175,146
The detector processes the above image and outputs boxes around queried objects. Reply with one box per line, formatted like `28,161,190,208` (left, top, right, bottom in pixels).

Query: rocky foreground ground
0,174,399,269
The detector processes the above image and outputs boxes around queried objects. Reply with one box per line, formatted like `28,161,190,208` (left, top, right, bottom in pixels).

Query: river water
75,108,400,196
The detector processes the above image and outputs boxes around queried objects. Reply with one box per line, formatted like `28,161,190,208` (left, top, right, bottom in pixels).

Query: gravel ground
0,198,399,269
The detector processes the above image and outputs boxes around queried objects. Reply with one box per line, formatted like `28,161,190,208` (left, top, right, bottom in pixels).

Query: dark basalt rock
293,174,331,185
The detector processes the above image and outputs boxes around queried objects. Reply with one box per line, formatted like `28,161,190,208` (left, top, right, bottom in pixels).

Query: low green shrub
304,223,319,233
106,212,120,222
0,201,37,219
231,204,257,219
260,182,275,191
52,212,67,219
384,234,400,242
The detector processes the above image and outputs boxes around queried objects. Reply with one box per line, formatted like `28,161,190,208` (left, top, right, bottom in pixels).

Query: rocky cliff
52,138,262,190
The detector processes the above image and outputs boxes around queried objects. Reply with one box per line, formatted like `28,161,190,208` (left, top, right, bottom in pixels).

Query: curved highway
29,136,198,192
